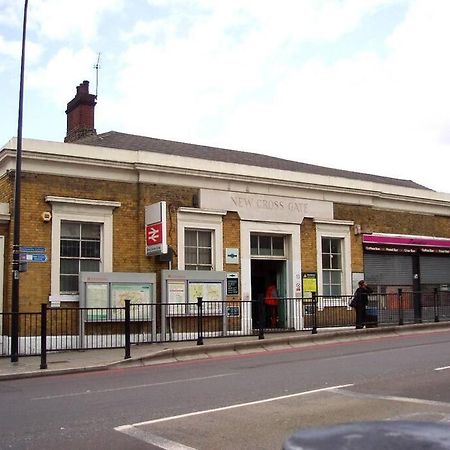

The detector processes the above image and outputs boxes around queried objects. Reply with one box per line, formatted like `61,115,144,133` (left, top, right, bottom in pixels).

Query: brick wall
7,173,196,310
223,212,240,300
300,219,316,272
2,170,450,313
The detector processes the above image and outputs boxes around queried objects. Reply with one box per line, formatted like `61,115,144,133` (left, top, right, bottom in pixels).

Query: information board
111,283,152,320
167,281,187,315
302,272,317,298
161,270,227,335
80,272,156,322
188,282,223,315
86,283,108,320
226,273,239,295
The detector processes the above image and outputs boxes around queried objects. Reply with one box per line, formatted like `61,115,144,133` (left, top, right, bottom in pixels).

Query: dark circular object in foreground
283,421,450,450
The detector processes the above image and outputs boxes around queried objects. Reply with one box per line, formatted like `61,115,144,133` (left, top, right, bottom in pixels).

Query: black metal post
124,300,131,359
197,297,203,346
434,288,439,323
258,298,265,340
412,255,422,323
40,303,47,370
11,0,29,363
398,288,403,326
311,293,318,334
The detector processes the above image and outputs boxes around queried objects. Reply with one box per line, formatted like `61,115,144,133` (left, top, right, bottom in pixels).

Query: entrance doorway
251,259,286,329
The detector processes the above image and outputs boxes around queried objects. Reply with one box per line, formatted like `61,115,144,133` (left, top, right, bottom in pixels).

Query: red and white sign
145,201,167,256
146,222,163,245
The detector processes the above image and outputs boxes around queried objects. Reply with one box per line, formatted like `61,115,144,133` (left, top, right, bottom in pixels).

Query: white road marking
435,365,450,371
115,383,353,430
334,388,450,408
32,373,236,400
119,426,197,450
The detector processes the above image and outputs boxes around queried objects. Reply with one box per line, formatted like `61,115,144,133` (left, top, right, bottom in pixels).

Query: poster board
80,272,156,322
86,283,108,320
302,273,317,315
167,281,187,315
187,281,223,315
226,272,239,295
161,270,227,318
111,283,152,320
302,272,317,296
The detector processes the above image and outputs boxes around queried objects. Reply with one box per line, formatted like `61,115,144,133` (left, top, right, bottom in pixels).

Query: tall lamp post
11,0,29,363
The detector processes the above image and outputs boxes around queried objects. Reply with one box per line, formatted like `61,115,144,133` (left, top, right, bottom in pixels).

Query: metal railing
1,290,450,364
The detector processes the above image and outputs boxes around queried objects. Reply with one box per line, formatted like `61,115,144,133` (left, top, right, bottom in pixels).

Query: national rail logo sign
145,201,168,256
146,222,162,245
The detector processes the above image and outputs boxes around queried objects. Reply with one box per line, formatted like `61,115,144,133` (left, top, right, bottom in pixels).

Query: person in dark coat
353,280,373,329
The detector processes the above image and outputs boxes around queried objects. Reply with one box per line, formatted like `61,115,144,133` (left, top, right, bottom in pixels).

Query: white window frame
250,234,286,258
315,220,352,299
177,208,225,271
46,196,120,302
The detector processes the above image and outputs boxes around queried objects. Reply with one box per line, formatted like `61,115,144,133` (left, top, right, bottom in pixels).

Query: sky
1,0,450,193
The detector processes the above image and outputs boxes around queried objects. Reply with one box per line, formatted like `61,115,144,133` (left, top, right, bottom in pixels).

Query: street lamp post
11,0,29,363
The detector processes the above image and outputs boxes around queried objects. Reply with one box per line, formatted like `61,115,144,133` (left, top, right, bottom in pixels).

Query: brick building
1,81,450,334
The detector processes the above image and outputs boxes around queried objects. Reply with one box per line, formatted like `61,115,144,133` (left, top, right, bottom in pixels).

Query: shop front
363,233,450,322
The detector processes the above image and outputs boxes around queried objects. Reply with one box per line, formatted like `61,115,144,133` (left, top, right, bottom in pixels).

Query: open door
251,259,286,329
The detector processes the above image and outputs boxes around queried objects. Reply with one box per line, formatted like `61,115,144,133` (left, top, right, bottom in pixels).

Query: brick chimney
64,80,97,142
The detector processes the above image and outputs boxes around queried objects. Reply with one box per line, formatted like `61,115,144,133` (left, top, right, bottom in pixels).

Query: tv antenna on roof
93,52,101,98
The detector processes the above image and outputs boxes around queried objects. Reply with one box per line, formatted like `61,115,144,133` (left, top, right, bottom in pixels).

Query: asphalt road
2,329,450,449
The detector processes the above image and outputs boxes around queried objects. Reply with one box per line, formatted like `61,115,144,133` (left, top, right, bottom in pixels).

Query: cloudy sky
1,0,450,193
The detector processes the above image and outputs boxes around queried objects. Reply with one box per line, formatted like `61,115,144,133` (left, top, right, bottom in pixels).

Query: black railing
1,290,450,361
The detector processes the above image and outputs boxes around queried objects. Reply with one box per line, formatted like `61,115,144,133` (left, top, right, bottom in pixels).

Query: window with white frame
60,222,102,294
177,208,224,271
184,229,213,270
315,220,352,299
321,237,343,296
46,196,120,302
250,234,285,257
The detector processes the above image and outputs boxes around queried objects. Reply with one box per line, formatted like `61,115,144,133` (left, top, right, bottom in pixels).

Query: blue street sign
19,253,48,263
20,246,47,254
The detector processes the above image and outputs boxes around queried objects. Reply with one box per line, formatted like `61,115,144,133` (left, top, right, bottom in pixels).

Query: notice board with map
111,283,152,320
80,272,156,322
161,270,227,318
187,281,223,315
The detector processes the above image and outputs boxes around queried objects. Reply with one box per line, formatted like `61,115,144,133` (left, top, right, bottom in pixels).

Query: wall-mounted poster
188,282,223,315
85,283,108,321
226,272,239,295
167,281,187,315
111,283,152,320
302,273,317,297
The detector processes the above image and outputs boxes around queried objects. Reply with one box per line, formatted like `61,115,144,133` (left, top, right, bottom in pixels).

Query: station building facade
0,81,450,332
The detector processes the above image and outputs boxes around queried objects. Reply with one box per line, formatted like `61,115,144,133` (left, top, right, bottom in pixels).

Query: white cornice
1,138,449,217
178,207,227,216
45,196,121,208
314,219,354,226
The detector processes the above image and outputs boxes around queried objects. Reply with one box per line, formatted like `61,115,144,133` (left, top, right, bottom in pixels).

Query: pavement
2,321,450,381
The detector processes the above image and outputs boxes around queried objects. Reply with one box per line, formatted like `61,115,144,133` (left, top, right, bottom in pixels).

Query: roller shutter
364,253,412,285
420,256,450,284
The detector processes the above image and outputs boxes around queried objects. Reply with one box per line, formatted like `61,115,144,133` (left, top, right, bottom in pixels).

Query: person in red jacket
265,281,279,328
